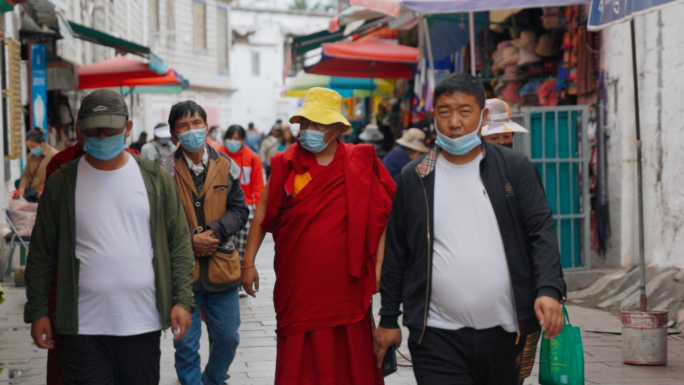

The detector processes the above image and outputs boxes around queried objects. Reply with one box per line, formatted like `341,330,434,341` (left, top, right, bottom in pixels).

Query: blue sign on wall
589,0,684,30
31,44,47,137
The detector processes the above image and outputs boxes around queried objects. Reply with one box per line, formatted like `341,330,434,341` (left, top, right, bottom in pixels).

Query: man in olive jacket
24,89,195,385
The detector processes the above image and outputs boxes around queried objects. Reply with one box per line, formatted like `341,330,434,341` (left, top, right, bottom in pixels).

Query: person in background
207,126,223,151
25,89,195,385
241,87,395,385
19,129,58,202
220,124,265,298
358,123,387,159
382,128,431,179
140,123,175,161
245,122,261,153
259,124,281,179
276,126,295,152
481,98,529,149
161,101,248,385
374,73,565,385
129,132,148,153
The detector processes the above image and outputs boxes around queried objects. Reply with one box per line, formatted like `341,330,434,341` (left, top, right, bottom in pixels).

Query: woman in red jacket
220,125,265,273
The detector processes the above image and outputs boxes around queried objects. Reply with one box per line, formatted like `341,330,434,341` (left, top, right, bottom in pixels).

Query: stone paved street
1,236,684,384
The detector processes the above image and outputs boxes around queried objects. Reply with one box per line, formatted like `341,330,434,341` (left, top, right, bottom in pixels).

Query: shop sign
588,0,684,30
30,44,47,137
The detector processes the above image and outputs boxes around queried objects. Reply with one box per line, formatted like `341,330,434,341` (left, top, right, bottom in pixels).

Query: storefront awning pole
421,17,435,83
630,19,647,312
469,12,476,76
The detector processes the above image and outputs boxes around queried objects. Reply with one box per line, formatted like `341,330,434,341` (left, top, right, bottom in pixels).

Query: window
193,0,207,52
151,0,159,32
166,0,175,47
251,52,260,76
217,5,229,74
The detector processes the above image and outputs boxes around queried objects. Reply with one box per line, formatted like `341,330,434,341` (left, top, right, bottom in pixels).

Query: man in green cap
24,89,196,385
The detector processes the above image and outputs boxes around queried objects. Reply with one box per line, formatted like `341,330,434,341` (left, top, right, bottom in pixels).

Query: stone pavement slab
3,238,684,384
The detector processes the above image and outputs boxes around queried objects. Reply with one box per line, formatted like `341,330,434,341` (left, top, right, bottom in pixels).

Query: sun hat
536,34,559,57
511,31,537,51
541,7,564,30
538,79,559,106
496,46,521,67
500,81,523,104
289,87,351,134
77,89,129,130
517,49,542,67
154,124,171,139
359,124,384,142
396,128,431,153
482,98,529,136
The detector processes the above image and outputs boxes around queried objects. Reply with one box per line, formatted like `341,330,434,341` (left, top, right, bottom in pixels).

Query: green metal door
512,106,590,270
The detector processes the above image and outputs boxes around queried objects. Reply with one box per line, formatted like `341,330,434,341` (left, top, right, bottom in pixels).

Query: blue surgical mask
84,133,126,161
211,132,221,141
298,128,334,154
225,139,243,154
178,128,206,153
159,137,170,145
435,111,484,156
30,146,43,156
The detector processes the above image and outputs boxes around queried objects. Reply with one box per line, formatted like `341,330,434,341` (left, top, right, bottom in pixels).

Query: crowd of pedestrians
22,73,565,385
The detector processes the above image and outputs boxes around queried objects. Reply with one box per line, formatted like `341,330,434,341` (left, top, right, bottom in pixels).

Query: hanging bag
539,304,585,385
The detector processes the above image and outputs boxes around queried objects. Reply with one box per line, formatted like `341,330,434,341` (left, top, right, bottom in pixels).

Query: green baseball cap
77,89,129,130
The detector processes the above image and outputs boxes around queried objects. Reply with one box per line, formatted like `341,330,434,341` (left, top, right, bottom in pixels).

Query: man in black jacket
374,73,566,385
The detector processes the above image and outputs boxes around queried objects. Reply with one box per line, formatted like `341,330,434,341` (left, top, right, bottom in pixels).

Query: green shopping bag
539,304,585,385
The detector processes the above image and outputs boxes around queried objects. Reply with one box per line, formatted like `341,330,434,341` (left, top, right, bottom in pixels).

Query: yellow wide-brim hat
290,87,351,133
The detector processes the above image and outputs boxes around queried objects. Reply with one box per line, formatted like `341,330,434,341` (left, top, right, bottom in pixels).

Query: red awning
306,40,419,79
77,56,172,90
322,40,418,63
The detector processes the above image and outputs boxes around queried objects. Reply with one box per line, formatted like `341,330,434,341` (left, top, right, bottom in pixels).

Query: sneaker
238,286,248,298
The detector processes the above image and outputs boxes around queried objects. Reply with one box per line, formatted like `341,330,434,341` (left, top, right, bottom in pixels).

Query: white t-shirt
75,155,161,336
427,153,517,332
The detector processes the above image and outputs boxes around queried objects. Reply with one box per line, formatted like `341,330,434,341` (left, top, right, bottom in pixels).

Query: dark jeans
58,331,161,385
408,326,525,385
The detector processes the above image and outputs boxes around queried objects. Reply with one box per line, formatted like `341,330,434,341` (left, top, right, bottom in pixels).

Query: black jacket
379,142,566,343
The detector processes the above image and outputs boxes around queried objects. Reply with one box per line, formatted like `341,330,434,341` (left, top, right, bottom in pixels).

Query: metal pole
469,12,476,76
630,19,648,312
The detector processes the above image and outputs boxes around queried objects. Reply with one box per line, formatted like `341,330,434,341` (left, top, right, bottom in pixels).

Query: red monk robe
261,140,395,385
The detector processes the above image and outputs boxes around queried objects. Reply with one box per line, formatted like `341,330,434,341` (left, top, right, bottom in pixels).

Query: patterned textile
235,205,254,260
519,330,541,382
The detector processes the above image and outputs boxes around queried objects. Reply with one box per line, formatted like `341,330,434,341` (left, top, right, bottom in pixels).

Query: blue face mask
435,111,484,156
225,139,243,154
159,137,170,145
30,146,43,156
178,128,206,153
298,128,334,154
84,133,126,161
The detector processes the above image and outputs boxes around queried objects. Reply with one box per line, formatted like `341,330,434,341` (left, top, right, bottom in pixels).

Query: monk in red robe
241,87,395,385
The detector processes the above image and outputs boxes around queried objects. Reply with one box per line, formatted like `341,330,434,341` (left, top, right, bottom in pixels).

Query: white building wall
228,8,329,133
602,5,684,269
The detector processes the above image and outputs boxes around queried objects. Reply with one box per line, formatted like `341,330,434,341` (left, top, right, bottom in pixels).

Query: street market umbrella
77,56,169,90
587,0,684,313
306,40,418,79
283,73,394,98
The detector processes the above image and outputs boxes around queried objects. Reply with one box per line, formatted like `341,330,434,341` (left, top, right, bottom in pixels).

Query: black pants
58,330,161,385
408,326,525,385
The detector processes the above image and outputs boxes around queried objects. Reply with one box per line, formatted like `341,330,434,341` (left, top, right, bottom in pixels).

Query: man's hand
534,296,564,339
374,327,402,368
31,317,55,349
192,230,220,256
241,267,259,297
170,305,192,341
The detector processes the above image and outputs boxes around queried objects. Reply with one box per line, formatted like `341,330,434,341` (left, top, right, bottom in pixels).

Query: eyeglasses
81,127,126,138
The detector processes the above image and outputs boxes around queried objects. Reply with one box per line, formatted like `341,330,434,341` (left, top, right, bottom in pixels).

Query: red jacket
220,144,264,207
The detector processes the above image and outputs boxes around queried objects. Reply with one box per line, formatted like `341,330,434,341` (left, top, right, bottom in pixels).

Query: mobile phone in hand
382,345,397,377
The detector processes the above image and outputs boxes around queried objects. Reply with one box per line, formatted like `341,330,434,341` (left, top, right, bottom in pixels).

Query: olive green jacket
24,155,196,335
